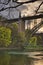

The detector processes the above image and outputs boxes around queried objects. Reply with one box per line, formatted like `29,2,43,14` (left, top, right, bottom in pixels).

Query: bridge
17,18,43,35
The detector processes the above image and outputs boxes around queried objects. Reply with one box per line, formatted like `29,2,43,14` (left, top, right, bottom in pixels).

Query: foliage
29,36,37,46
12,22,18,32
25,29,38,45
37,36,42,45
0,22,42,50
0,16,7,21
11,23,26,49
25,29,31,43
18,32,26,46
11,23,19,45
0,26,11,47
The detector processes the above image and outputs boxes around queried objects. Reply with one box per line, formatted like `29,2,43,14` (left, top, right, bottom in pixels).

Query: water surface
0,51,43,65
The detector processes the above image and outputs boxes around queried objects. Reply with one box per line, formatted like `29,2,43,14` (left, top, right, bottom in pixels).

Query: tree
29,36,37,46
25,29,37,49
0,0,43,23
0,26,11,47
25,29,32,43
10,23,26,49
0,0,43,49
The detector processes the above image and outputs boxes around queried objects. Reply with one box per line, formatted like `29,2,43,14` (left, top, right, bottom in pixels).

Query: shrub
29,36,37,46
0,26,11,47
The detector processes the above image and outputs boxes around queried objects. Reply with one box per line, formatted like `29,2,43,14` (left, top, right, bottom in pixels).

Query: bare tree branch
0,0,38,5
38,11,43,14
0,4,22,12
0,0,42,12
13,0,38,4
0,14,43,23
35,1,43,13
0,0,43,24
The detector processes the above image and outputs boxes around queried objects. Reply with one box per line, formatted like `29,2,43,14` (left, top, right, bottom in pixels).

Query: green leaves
0,26,11,47
29,37,37,46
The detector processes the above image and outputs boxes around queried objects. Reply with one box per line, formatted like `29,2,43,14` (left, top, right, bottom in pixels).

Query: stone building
25,18,43,33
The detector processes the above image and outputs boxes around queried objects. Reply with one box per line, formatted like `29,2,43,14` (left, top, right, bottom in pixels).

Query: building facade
25,18,43,33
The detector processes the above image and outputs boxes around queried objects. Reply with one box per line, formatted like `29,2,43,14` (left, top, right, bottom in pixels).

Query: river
0,51,43,65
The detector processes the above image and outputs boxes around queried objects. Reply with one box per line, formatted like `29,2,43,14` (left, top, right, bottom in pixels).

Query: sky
0,0,43,19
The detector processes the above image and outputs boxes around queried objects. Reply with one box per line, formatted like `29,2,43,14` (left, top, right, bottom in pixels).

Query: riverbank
24,45,43,52
0,46,43,52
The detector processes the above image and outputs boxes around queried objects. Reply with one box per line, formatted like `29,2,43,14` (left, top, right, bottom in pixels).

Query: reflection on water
0,51,43,65
34,60,43,65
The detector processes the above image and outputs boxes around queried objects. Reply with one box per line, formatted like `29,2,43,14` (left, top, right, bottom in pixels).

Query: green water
0,51,43,65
